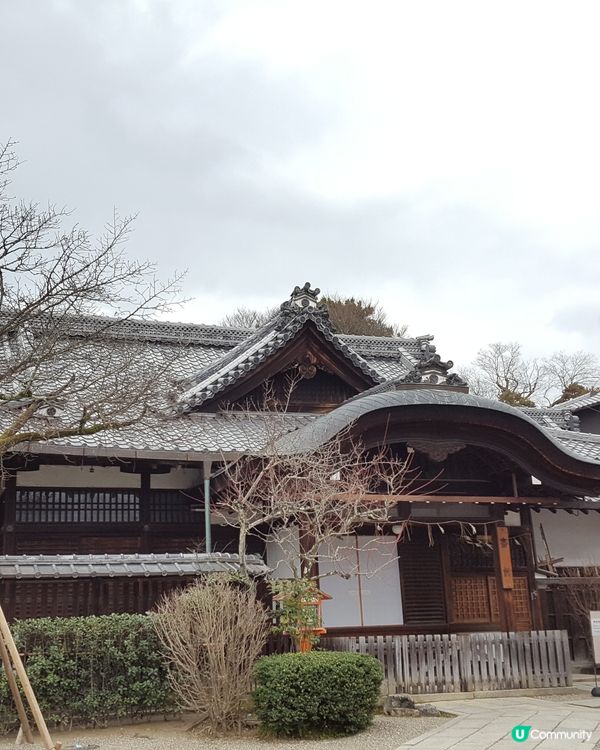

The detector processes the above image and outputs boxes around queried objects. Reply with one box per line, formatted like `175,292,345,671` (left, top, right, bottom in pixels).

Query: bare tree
212,392,420,580
544,351,600,405
558,567,600,660
219,306,278,329
153,576,269,733
220,296,409,337
465,342,600,406
0,140,184,469
471,342,544,406
457,365,498,401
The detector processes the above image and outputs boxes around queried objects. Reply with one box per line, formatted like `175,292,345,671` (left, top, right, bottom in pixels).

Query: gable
195,323,376,412
178,284,382,413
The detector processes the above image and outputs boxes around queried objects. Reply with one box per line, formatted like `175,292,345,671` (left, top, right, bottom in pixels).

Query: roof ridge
550,389,600,410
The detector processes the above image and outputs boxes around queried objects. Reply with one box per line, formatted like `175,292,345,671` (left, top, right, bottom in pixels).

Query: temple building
1,283,600,660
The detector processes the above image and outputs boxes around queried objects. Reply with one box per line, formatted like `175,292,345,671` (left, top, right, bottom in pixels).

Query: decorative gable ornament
415,337,456,385
288,282,321,308
408,439,466,463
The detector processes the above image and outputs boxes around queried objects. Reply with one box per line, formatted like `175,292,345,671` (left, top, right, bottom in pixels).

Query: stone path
395,692,600,749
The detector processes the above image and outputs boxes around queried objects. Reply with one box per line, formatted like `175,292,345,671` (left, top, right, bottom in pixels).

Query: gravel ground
530,690,593,702
0,715,449,750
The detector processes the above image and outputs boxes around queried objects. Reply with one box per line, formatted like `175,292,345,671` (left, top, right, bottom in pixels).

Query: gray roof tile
275,390,600,466
177,295,389,409
0,552,268,579
550,391,600,412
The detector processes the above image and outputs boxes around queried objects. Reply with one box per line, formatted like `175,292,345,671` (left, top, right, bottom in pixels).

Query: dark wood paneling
0,576,200,621
399,533,447,624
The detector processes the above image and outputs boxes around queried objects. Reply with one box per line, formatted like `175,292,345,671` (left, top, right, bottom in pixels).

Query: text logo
512,725,531,742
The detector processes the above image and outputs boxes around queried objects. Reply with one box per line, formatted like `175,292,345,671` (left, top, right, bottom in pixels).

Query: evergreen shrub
253,650,383,737
0,614,173,732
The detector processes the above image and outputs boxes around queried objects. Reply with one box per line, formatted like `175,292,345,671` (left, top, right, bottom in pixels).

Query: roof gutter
17,442,242,464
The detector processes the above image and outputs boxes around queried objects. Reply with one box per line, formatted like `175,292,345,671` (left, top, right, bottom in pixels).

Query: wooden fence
320,630,572,694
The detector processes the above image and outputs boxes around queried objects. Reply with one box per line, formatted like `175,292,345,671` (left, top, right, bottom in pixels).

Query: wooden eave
358,493,598,511
351,404,600,496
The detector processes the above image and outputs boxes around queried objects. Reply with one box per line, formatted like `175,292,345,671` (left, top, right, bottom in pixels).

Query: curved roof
274,389,600,494
276,390,579,452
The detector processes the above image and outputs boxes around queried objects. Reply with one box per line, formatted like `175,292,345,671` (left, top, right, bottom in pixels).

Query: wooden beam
492,524,515,632
2,474,16,555
537,577,600,587
520,506,544,630
337,493,569,508
0,631,34,744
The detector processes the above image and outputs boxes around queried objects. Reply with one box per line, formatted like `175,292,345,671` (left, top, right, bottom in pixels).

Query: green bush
253,650,383,737
0,614,174,732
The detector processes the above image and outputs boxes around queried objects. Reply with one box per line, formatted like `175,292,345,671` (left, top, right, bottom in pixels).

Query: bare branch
0,140,186,476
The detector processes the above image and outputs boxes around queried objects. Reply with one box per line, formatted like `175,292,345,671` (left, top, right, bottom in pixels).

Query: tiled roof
64,315,251,347
3,288,449,407
275,390,600,466
20,412,315,458
11,284,596,471
46,316,425,388
0,552,268,579
545,429,600,462
16,392,600,466
178,285,388,409
550,391,600,412
520,407,580,431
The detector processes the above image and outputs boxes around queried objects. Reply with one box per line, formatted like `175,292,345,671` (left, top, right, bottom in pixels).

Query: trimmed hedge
253,650,383,737
0,614,174,732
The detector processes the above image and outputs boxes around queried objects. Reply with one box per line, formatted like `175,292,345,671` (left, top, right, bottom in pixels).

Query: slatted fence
320,630,572,694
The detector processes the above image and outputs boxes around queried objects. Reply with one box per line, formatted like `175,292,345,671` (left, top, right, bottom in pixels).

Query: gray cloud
1,1,599,365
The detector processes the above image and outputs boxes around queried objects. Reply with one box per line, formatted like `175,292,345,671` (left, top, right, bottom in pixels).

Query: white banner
590,610,600,665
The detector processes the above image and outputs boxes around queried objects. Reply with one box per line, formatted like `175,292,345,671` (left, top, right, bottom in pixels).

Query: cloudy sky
2,0,599,366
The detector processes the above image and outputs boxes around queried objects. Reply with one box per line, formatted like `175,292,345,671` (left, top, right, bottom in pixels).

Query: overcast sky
2,0,599,367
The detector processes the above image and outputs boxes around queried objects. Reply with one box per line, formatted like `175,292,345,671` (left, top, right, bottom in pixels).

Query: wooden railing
319,630,572,694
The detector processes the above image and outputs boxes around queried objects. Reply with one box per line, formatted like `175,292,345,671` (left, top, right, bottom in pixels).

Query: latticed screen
448,536,527,571
16,489,140,523
451,574,532,629
16,488,198,524
149,490,197,524
451,576,492,622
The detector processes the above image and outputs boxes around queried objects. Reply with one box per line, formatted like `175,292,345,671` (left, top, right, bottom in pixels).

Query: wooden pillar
439,533,453,633
203,460,212,553
492,523,515,632
2,473,16,555
140,467,151,553
520,506,543,630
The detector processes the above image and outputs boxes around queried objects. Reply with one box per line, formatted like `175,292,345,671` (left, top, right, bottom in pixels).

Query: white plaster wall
151,468,201,489
17,465,140,488
319,538,362,627
319,536,403,628
533,509,600,567
266,530,403,628
16,464,201,490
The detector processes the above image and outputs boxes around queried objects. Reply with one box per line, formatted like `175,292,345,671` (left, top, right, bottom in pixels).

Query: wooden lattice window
448,535,527,571
149,490,197,524
16,489,140,523
451,576,493,622
452,574,532,629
